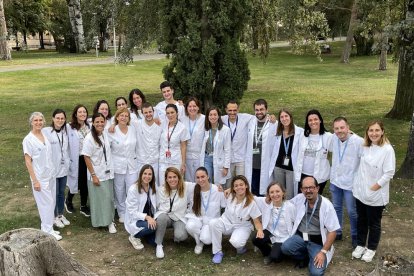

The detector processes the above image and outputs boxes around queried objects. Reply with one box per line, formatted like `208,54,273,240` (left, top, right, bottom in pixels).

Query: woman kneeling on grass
154,167,195,259
185,167,226,255
82,113,116,234
125,164,157,250
209,175,263,264
253,182,296,265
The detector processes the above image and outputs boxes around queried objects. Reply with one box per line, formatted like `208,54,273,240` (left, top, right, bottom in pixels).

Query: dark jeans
134,220,156,245
67,156,88,206
356,199,384,250
55,176,67,216
251,168,262,196
252,230,284,262
299,174,327,195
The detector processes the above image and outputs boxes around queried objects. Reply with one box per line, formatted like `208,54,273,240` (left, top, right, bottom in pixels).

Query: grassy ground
0,42,412,275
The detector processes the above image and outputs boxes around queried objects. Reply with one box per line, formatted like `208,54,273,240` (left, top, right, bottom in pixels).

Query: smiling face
208,109,219,127
31,115,44,131
307,114,321,133
98,103,109,118
116,98,127,110
161,86,174,101
142,106,154,122
116,111,130,126
333,119,350,141
76,107,88,123
166,171,179,189
254,104,267,121
93,115,106,134
268,184,284,205
280,111,291,129
367,123,384,145
132,94,143,108
301,177,319,202
233,179,247,198
166,107,178,123
226,103,239,121
141,168,153,185
195,170,209,189
187,100,199,118
53,112,66,130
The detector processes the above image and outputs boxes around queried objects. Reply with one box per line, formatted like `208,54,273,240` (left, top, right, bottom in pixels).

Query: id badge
105,170,110,174
283,156,290,166
270,236,277,244
252,148,260,155
165,150,171,158
303,232,309,241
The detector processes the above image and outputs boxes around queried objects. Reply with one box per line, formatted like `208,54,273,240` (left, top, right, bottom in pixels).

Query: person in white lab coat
351,120,395,263
108,108,139,223
158,104,190,186
209,175,263,264
199,106,231,187
125,164,157,250
82,113,116,234
268,109,303,199
182,97,205,182
23,112,62,241
66,104,91,216
42,109,71,229
253,182,296,264
281,176,339,275
185,167,226,254
296,109,332,195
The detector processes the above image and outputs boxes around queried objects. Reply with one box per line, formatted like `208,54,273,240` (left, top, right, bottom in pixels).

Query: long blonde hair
164,167,185,197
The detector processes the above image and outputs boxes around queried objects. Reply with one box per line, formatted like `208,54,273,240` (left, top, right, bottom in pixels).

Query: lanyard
169,191,178,212
337,138,349,163
254,120,268,148
209,129,217,152
201,184,212,214
146,187,153,217
305,196,319,231
167,123,178,150
272,203,284,233
282,134,291,154
188,116,198,139
228,116,238,142
55,130,64,157
100,135,108,164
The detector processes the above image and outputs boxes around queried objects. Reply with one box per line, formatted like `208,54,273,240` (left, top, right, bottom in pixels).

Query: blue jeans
55,176,67,216
329,183,357,238
134,220,156,245
204,154,214,182
281,234,327,276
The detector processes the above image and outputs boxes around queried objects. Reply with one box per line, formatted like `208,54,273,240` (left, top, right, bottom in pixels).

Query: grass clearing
0,42,413,274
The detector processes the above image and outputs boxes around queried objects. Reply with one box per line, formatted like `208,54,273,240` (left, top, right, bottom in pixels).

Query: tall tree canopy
158,0,251,110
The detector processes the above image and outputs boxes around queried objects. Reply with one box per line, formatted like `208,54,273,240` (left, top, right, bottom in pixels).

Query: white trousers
225,162,245,188
159,163,180,187
209,218,252,254
137,161,159,187
32,178,56,234
185,158,199,182
185,217,212,245
114,170,138,219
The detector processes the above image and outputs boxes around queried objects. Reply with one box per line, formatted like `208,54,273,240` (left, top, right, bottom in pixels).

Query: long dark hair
70,104,89,130
205,106,224,131
91,113,105,147
230,175,254,208
93,100,112,120
192,167,209,216
304,109,327,137
137,164,156,194
115,96,128,108
50,108,67,133
276,108,295,136
129,88,146,116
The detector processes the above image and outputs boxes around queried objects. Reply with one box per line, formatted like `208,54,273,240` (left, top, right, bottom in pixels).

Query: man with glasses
281,176,339,275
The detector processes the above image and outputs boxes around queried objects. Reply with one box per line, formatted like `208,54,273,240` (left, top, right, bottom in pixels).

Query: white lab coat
267,125,304,194
67,123,90,194
290,194,340,265
352,143,395,206
124,184,157,236
244,118,273,194
199,126,232,184
295,132,333,184
329,134,364,191
108,125,139,175
41,127,70,178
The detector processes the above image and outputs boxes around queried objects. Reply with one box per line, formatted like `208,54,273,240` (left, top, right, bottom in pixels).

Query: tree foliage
158,0,251,110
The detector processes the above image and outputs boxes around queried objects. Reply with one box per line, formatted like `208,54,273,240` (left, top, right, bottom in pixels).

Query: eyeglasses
301,186,316,191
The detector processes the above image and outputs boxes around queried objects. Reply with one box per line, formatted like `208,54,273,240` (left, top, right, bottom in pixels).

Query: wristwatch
321,249,328,254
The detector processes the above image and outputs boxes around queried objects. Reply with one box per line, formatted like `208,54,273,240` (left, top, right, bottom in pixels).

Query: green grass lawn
0,42,412,274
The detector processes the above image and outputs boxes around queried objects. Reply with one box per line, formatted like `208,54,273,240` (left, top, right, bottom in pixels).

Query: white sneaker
54,230,61,235
54,217,65,228
361,249,376,262
119,217,124,223
50,231,62,241
60,215,70,226
129,235,144,250
352,246,367,259
108,222,117,234
194,243,204,255
156,245,165,259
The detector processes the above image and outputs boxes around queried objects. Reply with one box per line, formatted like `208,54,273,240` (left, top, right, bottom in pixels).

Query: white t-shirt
302,134,320,175
221,195,261,229
134,120,162,164
159,121,190,165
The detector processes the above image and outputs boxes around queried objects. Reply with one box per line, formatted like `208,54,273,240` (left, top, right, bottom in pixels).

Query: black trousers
67,156,88,206
252,230,284,262
251,168,262,196
356,199,384,250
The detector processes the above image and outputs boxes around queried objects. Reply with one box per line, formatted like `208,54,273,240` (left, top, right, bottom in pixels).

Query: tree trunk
378,32,388,70
396,112,414,179
67,0,87,53
0,228,95,275
0,0,11,60
386,0,414,120
39,32,45,49
341,0,358,63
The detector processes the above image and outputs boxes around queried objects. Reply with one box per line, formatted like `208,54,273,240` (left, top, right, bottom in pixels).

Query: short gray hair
29,112,46,128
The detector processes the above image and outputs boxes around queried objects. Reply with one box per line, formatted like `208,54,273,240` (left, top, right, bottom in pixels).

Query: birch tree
0,0,11,60
67,0,86,53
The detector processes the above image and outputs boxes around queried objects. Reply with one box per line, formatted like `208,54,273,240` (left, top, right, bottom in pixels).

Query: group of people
23,81,395,275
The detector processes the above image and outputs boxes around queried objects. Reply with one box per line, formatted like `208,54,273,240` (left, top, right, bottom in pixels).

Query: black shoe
295,257,308,269
80,206,91,217
335,233,343,241
65,200,74,214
